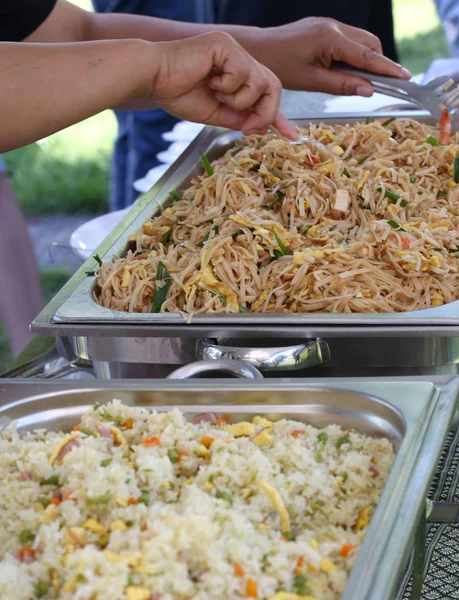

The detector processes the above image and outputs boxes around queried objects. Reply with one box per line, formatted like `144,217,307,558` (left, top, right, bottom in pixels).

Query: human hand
144,32,296,138
249,17,411,97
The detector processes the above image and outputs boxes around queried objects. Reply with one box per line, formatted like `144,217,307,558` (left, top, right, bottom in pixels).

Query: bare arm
0,38,151,152
28,1,411,97
0,31,294,153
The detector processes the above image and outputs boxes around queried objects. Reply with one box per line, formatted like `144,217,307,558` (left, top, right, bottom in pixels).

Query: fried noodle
95,118,459,316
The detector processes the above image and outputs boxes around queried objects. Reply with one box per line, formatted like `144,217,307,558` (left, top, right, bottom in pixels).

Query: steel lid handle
167,359,263,380
196,339,330,371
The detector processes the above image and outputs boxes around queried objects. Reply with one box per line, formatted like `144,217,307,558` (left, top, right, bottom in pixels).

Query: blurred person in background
92,0,213,211
435,0,459,57
0,157,43,356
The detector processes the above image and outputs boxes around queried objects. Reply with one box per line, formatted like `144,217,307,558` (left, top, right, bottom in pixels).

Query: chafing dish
31,114,459,378
0,377,457,600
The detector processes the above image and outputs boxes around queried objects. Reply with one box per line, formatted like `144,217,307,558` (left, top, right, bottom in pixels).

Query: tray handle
196,339,330,371
167,359,263,379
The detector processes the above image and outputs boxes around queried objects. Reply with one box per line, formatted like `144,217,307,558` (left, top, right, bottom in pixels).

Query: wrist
229,24,265,60
123,38,161,101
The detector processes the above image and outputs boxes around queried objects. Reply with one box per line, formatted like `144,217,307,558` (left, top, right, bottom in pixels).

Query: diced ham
192,412,217,425
98,426,114,450
369,465,379,478
19,471,32,481
56,439,80,462
98,426,111,438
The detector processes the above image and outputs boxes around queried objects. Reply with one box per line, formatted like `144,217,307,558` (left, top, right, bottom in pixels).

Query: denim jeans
92,0,213,210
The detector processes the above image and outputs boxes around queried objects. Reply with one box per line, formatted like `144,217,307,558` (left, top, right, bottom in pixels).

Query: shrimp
440,108,451,145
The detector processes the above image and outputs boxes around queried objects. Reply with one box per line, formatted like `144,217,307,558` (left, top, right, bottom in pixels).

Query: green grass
394,0,450,75
3,112,115,216
398,27,449,75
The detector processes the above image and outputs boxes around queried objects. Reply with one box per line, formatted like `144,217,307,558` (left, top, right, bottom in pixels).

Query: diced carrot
127,497,139,505
140,523,148,532
50,497,61,506
341,543,354,557
73,425,81,431
292,430,306,438
179,451,189,461
201,436,214,449
62,492,73,501
233,563,245,577
280,536,288,542
216,413,231,426
142,436,160,446
246,578,258,598
294,556,305,575
123,418,134,430
18,547,35,562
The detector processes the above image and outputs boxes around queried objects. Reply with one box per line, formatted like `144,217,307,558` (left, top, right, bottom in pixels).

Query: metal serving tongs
332,62,459,130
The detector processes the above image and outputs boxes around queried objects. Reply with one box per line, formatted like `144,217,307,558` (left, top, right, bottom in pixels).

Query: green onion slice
169,191,183,202
272,227,292,256
198,225,219,247
151,261,172,313
387,220,406,232
262,189,285,209
382,117,396,127
454,153,459,184
378,187,408,208
426,136,442,146
199,151,214,176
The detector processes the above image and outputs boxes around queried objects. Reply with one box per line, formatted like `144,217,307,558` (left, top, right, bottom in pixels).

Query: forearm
84,12,262,60
0,38,151,152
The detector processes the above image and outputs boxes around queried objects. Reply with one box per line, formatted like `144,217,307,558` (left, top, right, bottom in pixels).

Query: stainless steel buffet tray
32,113,459,338
1,377,458,600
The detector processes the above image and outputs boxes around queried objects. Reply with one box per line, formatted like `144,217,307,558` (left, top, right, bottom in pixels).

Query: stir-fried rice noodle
95,118,459,315
0,402,395,600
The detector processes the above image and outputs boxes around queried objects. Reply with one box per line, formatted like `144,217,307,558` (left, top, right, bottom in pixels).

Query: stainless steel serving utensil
332,64,459,130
